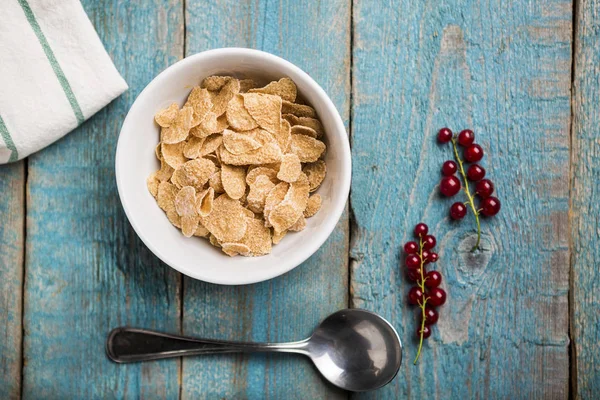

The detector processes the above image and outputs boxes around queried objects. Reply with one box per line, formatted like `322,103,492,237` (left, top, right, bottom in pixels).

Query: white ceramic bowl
116,48,351,285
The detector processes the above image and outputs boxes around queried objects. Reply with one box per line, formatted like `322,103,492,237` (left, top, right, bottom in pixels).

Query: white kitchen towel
0,0,128,163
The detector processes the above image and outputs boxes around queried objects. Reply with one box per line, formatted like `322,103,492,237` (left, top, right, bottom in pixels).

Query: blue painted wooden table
1,0,599,398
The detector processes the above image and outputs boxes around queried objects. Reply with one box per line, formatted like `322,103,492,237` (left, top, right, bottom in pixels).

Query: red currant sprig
437,128,501,251
404,223,446,364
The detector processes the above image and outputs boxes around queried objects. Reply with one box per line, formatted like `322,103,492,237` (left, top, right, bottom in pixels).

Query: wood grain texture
572,0,600,396
351,1,571,398
22,1,184,398
182,1,350,398
0,161,24,400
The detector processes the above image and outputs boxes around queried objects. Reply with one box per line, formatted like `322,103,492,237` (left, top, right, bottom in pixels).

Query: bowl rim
115,47,351,285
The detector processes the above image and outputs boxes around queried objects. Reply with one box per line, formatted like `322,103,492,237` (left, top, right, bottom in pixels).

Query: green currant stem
451,138,481,251
413,237,428,364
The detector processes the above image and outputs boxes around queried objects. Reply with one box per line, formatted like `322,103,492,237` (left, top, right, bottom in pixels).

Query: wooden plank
0,161,24,400
572,0,600,396
351,0,571,397
182,1,351,398
22,1,183,398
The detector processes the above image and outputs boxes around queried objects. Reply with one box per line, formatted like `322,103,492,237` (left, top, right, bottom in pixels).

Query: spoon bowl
306,309,402,391
107,309,402,392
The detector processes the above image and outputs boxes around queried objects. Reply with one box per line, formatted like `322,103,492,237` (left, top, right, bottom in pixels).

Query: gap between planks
347,0,357,313
20,154,28,399
568,0,579,398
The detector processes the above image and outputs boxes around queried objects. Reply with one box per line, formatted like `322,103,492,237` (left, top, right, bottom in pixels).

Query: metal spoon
106,308,402,392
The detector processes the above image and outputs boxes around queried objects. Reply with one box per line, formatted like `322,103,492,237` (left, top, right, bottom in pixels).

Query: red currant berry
405,254,421,269
449,202,467,220
417,325,432,339
404,241,418,254
422,235,436,250
440,176,461,196
480,196,501,216
414,223,428,237
457,129,475,146
428,252,439,263
437,128,453,143
408,287,425,305
475,179,494,199
428,288,447,306
407,268,424,282
464,144,484,162
423,307,439,325
424,270,442,288
421,250,431,264
467,164,486,181
441,160,457,176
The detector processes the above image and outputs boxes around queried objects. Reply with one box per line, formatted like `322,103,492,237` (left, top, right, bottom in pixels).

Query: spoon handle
106,327,309,363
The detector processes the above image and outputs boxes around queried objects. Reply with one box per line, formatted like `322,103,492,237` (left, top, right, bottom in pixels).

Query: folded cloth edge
0,0,128,164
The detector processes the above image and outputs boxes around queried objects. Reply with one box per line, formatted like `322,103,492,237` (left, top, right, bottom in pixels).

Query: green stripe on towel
17,0,85,125
0,116,18,162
